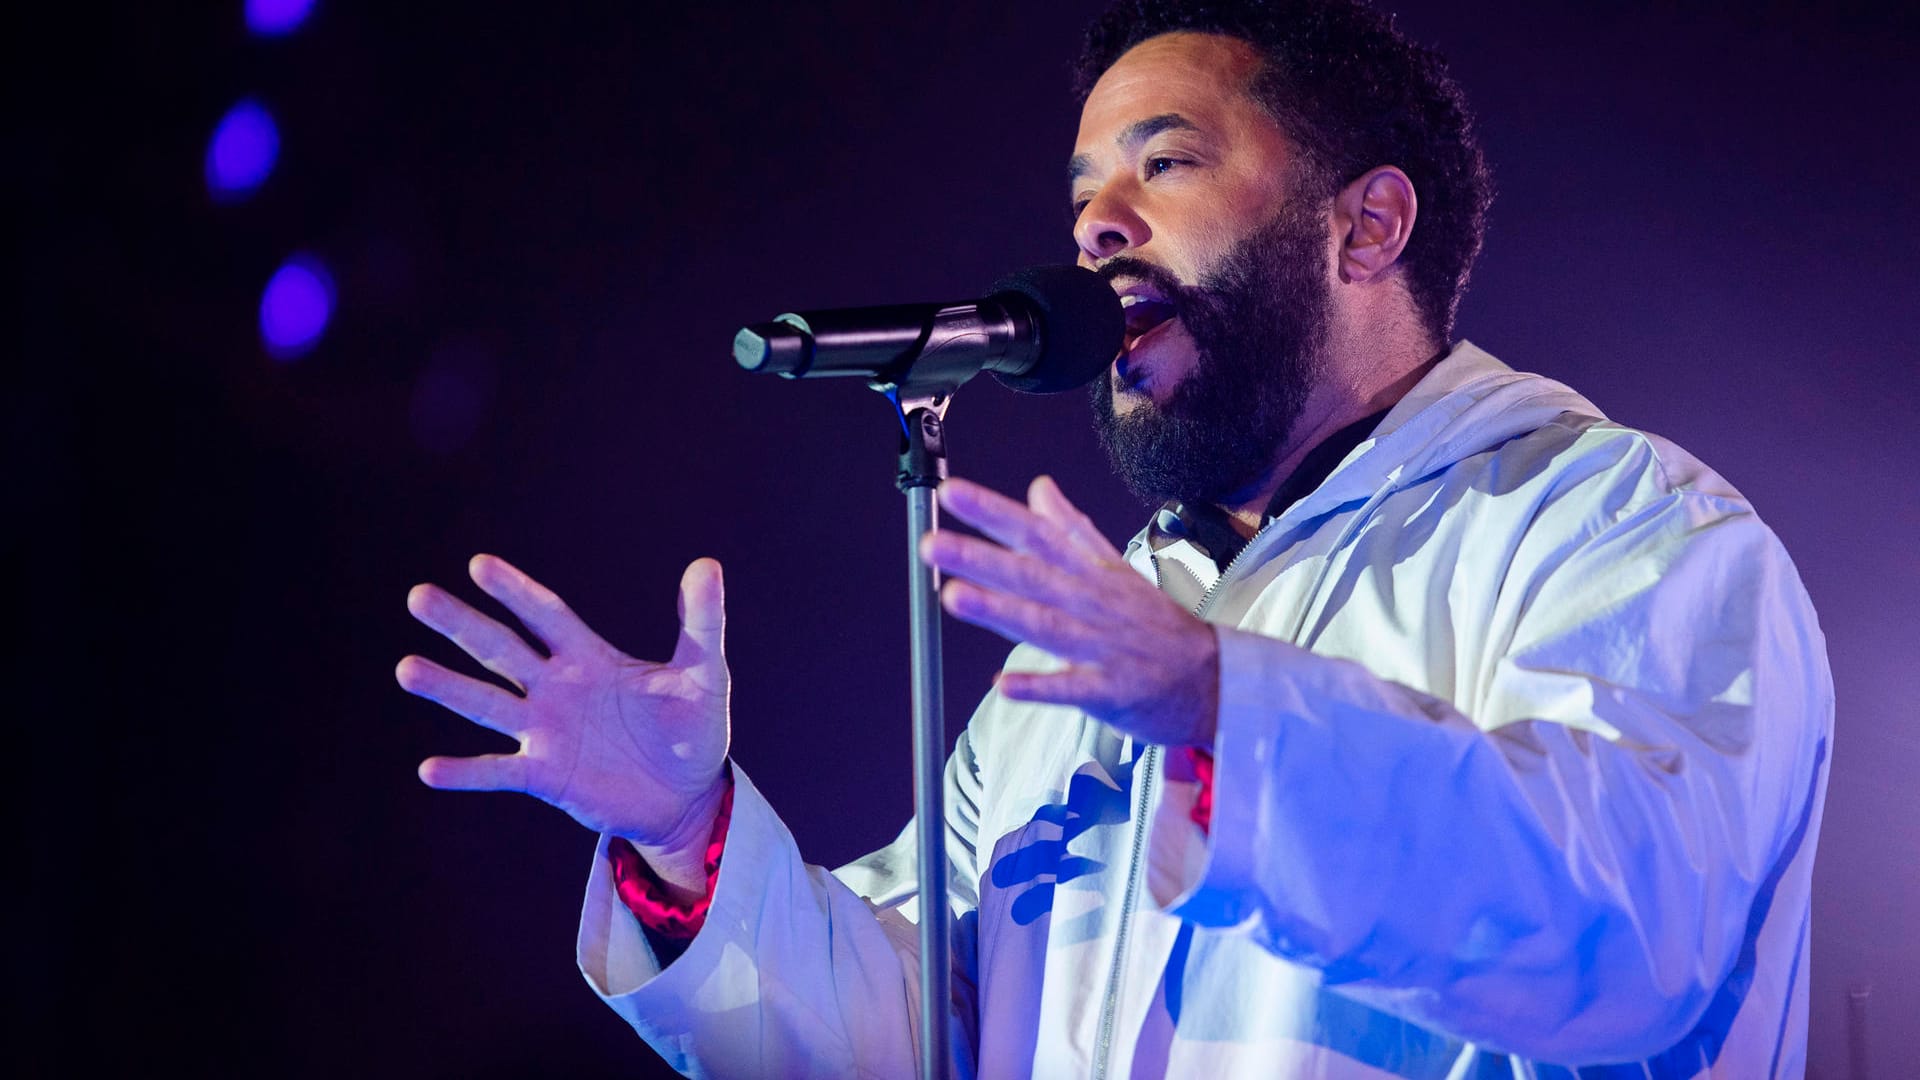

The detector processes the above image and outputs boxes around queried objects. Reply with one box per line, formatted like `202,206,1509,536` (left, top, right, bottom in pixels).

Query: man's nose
1073,183,1150,263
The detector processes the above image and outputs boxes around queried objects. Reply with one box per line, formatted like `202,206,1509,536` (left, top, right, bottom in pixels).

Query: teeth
1120,294,1156,307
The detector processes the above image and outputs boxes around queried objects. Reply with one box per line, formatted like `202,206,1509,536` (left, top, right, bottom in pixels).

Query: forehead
1074,32,1270,151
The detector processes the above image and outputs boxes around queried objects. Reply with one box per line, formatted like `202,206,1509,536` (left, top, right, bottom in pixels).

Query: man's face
1070,32,1335,505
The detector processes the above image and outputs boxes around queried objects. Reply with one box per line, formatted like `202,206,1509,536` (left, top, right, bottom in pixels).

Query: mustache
1095,256,1208,313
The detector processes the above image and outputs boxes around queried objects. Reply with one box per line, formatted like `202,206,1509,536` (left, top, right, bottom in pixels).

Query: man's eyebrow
1067,113,1201,183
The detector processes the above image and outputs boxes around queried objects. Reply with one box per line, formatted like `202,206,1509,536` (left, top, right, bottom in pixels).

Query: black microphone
733,264,1123,396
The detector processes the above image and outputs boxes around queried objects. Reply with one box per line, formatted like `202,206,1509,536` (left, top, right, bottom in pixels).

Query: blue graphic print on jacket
989,757,1136,939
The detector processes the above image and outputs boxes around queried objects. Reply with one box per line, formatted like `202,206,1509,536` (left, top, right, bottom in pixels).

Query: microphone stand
734,264,1117,1075
883,384,954,1080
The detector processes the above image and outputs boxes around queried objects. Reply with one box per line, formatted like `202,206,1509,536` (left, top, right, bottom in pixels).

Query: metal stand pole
894,398,952,1080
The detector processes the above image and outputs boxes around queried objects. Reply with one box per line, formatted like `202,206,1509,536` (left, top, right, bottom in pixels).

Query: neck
1214,346,1443,535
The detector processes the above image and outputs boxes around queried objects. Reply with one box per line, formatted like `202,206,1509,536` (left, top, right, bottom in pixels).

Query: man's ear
1334,165,1417,285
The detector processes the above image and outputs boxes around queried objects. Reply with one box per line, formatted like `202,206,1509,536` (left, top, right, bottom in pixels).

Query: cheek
1173,215,1250,283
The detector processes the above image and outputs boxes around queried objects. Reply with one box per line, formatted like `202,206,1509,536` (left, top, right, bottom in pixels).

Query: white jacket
577,343,1832,1078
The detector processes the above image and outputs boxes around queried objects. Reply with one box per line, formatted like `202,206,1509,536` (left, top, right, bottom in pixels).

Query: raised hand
397,554,730,888
919,475,1220,748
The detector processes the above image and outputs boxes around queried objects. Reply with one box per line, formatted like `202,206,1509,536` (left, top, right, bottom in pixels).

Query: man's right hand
398,554,730,896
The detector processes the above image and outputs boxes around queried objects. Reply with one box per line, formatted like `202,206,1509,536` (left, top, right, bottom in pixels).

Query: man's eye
1069,199,1091,222
1146,157,1185,176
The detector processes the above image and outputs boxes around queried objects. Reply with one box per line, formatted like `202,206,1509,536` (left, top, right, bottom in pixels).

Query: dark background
17,1,1918,1076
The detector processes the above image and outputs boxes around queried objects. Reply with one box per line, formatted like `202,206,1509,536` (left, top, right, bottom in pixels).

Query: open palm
397,554,731,854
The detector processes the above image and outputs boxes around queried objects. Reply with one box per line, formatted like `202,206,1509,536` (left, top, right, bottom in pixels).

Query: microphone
733,264,1123,396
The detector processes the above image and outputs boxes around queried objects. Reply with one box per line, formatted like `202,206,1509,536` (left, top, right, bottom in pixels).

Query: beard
1091,196,1332,507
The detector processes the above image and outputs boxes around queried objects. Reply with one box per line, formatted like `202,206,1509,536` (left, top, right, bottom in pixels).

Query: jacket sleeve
576,732,985,1079
1144,437,1832,1064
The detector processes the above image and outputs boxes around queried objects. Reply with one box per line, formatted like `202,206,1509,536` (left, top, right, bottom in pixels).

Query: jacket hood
1273,341,1604,526
1119,341,1605,567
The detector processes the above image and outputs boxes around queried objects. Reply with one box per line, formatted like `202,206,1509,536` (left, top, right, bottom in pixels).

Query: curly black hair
1074,0,1493,342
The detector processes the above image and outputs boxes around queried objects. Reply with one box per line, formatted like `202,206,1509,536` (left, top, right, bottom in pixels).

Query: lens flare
259,255,335,361
245,0,316,37
205,99,279,202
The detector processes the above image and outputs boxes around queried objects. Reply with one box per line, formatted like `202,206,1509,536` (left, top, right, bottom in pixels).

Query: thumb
671,557,727,679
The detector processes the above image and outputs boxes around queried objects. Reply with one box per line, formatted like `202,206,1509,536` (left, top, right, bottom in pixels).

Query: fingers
418,752,529,793
395,655,526,737
938,477,1086,567
940,578,1101,662
996,665,1110,710
921,530,1094,620
467,554,604,655
670,558,728,688
406,583,544,688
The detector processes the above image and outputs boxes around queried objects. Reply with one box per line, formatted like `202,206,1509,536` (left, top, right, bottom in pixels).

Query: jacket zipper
1189,515,1279,623
1091,521,1280,1079
1092,742,1156,1079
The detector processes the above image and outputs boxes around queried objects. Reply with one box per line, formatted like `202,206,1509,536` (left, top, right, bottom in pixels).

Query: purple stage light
259,255,335,361
246,0,316,37
205,99,279,202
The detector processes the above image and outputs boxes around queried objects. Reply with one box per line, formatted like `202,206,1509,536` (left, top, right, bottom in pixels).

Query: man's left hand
919,475,1219,748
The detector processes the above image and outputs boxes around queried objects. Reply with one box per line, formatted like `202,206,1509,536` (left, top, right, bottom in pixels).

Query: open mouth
1121,295,1179,352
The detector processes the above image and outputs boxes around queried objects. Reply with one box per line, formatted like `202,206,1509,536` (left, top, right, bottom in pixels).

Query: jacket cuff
608,771,736,940
578,761,783,1009
1147,625,1319,926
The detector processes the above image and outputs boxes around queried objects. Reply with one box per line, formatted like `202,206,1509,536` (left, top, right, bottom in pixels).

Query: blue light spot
246,0,316,37
205,99,279,202
259,255,335,361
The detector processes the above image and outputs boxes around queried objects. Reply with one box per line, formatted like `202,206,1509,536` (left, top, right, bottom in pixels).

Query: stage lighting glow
259,255,335,360
205,99,279,201
246,0,315,37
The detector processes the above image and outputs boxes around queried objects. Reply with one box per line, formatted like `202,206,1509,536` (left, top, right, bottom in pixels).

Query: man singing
397,1,1832,1074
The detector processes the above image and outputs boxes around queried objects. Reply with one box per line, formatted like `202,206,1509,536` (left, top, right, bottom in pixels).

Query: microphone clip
886,388,951,494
